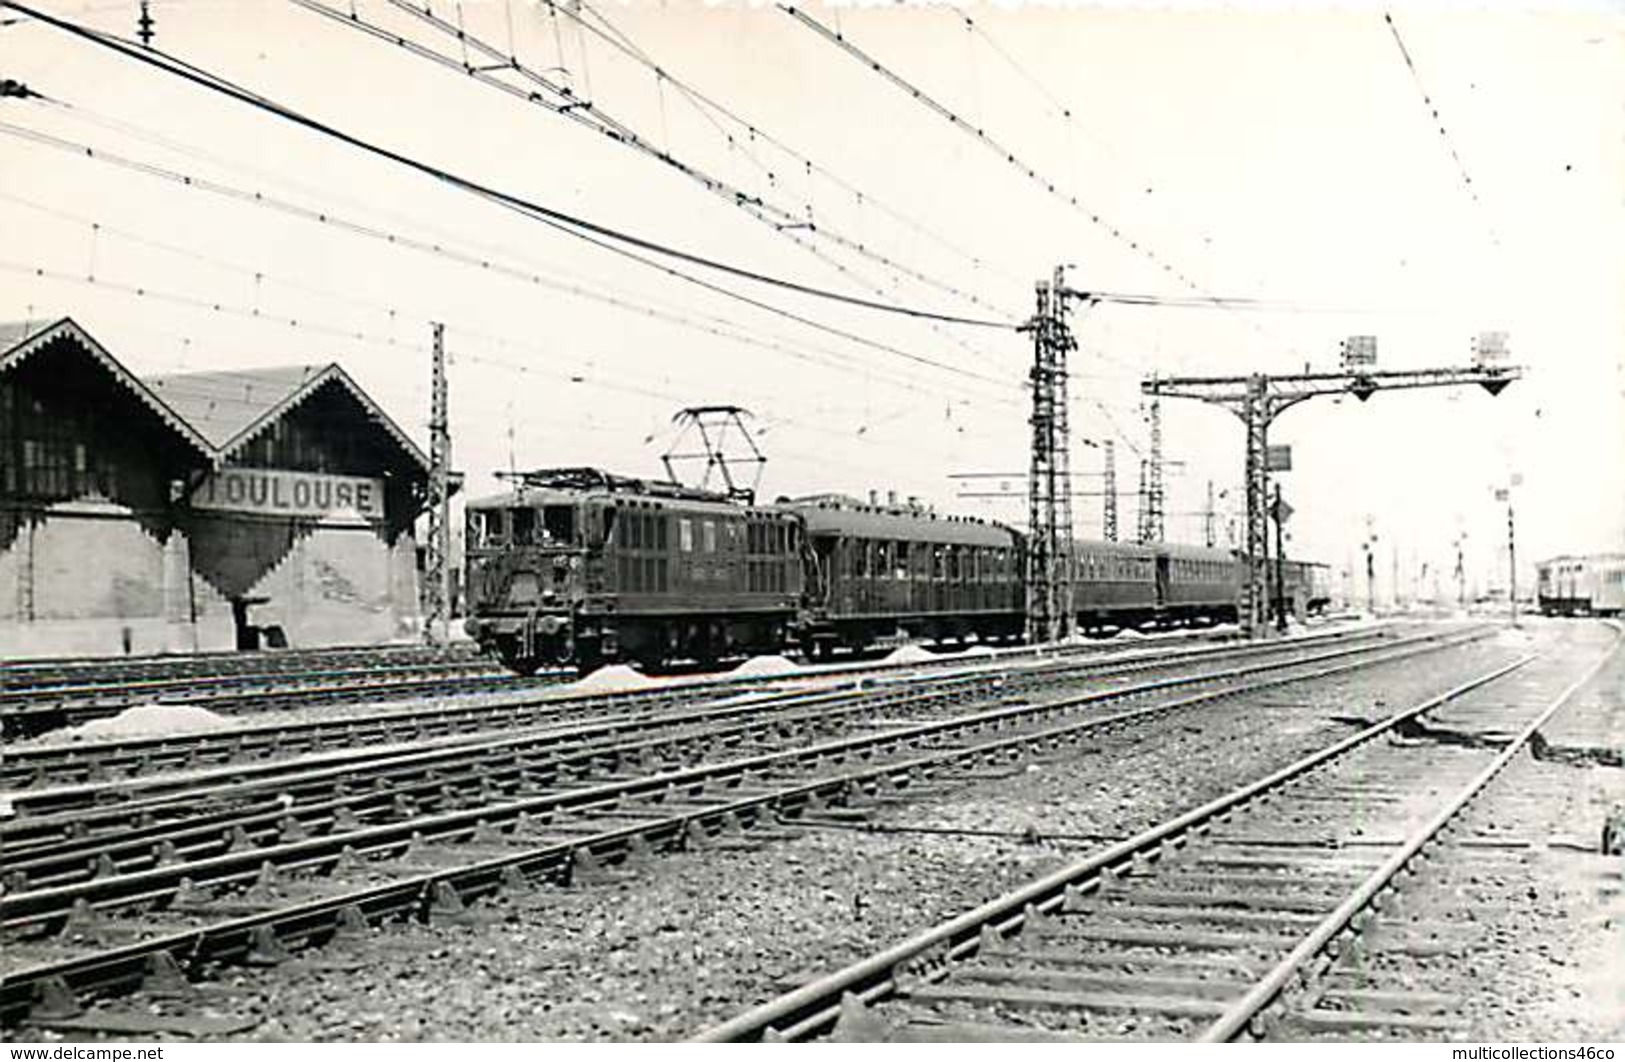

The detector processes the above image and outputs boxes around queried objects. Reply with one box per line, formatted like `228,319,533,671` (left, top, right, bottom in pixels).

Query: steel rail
0,628,1475,1022
6,625,1390,818
1197,627,1625,1041
1,670,571,739
689,649,1536,1042
0,643,482,689
2,625,1374,788
0,629,1435,886
0,659,504,706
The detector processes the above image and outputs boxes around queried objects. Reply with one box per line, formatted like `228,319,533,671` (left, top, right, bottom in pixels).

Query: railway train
1536,554,1625,616
463,467,1331,674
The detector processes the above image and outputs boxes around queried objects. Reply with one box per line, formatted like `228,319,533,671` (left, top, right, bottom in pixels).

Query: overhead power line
0,188,1019,405
564,0,1020,287
781,5,1201,293
1,0,1020,332
346,0,1013,320
0,120,1015,389
1382,11,1498,246
287,0,1014,378
2,256,987,450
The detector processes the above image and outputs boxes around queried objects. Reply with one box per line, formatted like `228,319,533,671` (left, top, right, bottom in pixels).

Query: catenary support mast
423,322,451,645
1024,271,1077,643
1144,359,1520,638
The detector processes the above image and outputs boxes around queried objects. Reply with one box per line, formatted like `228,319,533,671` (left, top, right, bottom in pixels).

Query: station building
0,316,433,659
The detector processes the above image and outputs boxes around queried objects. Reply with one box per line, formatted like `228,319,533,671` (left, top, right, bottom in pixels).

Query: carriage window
702,520,717,553
511,507,537,545
679,518,694,552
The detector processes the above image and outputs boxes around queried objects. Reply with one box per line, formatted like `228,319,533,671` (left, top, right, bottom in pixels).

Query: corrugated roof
145,365,329,450
0,316,213,457
145,363,429,475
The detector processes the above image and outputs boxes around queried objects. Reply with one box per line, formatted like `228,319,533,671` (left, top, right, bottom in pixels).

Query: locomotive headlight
570,556,582,570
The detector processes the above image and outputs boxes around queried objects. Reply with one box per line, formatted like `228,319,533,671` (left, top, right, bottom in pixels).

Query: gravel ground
83,624,1512,1042
1310,619,1624,1042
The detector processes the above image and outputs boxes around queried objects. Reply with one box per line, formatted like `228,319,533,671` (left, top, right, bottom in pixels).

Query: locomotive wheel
499,652,541,677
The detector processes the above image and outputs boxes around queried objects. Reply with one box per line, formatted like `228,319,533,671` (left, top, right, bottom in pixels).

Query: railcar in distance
464,468,803,673
779,494,1024,657
1537,554,1625,616
1158,543,1243,626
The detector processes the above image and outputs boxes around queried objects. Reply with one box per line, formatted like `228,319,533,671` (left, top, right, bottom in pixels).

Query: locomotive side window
703,520,717,553
467,511,489,549
679,518,694,552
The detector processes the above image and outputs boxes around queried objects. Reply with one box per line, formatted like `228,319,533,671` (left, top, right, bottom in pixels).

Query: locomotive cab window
542,505,575,544
511,508,537,546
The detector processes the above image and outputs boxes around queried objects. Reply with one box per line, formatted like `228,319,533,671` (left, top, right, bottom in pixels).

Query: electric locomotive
463,468,803,673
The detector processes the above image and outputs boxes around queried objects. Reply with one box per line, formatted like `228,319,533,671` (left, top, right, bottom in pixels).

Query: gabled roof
145,363,429,474
0,316,214,458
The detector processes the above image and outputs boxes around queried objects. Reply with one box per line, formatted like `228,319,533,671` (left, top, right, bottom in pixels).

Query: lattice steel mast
1144,356,1520,638
1145,389,1165,542
423,321,451,645
1101,439,1118,542
1024,270,1077,643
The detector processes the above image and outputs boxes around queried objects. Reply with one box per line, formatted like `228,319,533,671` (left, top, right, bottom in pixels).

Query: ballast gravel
186,628,1546,1042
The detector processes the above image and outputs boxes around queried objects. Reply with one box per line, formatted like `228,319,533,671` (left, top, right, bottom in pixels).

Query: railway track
0,643,484,691
0,623,1480,1028
1,626,1409,857
1,626,1264,742
0,659,567,741
0,624,1285,789
692,626,1622,1042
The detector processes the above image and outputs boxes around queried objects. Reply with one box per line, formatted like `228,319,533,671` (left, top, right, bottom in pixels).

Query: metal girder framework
1145,392,1165,542
1145,363,1522,637
1025,271,1077,644
423,322,451,645
661,405,766,503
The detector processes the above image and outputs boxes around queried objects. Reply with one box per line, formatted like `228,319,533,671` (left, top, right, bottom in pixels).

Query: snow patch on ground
882,645,936,664
567,664,656,693
730,655,802,678
57,703,234,741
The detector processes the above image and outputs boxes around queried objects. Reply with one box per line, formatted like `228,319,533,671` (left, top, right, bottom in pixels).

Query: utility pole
423,322,451,645
1272,483,1287,632
1143,346,1521,638
1101,439,1118,542
1363,519,1378,617
137,0,154,47
1135,457,1149,542
1146,389,1165,543
1497,482,1519,626
1023,270,1077,644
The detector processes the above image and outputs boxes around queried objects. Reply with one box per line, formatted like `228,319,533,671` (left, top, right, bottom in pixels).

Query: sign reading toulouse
193,468,386,521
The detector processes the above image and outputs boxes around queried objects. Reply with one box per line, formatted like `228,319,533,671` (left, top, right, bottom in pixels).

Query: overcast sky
3,0,1620,597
